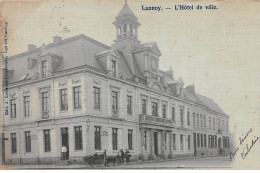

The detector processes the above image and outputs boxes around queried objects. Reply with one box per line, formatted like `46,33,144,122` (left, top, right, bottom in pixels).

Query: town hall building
1,1,230,164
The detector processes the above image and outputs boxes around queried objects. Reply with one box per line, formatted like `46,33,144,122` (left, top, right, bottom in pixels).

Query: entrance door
154,132,158,156
193,133,197,156
61,127,69,160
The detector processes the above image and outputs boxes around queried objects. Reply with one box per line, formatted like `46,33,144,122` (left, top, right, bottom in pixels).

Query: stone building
1,2,230,164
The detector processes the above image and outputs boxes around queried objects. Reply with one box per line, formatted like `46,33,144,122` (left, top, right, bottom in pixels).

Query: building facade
1,2,230,164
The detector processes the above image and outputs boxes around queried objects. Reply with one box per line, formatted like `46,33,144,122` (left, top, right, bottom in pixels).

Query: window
111,60,116,77
44,129,51,152
203,115,206,127
222,120,225,131
41,60,47,77
164,133,167,150
180,135,184,150
141,99,147,114
201,134,203,147
152,102,158,116
193,113,195,126
187,111,190,126
130,24,133,33
24,96,30,117
112,128,118,150
127,95,132,114
112,91,118,111
197,133,200,147
213,118,215,130
93,87,100,109
217,119,220,130
60,89,68,111
172,107,175,122
74,126,82,150
95,126,101,150
208,135,211,148
214,135,217,148
226,121,229,132
42,92,49,115
162,104,166,118
204,134,207,148
11,133,17,153
188,135,191,150
180,108,184,126
74,86,82,109
209,117,211,129
173,134,176,150
128,129,133,150
197,114,199,126
144,131,147,150
200,114,203,127
10,99,16,118
25,131,31,152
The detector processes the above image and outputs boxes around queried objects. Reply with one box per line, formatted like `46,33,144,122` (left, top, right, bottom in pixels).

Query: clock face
151,59,156,70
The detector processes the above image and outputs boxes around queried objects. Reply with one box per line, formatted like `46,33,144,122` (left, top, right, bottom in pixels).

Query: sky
1,0,260,168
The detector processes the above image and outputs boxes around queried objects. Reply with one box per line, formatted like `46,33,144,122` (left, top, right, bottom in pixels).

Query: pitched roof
116,1,137,20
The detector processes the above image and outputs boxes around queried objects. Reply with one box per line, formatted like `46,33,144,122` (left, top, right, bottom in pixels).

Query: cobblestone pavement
1,156,233,169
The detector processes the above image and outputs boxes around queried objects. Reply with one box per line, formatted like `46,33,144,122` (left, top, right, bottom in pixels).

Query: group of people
103,149,131,167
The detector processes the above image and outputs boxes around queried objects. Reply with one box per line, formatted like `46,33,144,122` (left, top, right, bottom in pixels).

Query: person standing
120,149,125,164
104,149,108,167
61,145,67,160
125,149,131,164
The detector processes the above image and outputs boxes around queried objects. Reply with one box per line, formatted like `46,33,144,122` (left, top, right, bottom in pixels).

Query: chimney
186,84,195,94
53,36,62,44
28,44,36,52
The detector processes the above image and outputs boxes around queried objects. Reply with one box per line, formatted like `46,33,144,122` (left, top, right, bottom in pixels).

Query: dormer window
41,60,47,77
111,60,116,77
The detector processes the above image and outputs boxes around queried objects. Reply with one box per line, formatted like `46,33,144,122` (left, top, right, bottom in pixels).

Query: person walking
61,145,67,160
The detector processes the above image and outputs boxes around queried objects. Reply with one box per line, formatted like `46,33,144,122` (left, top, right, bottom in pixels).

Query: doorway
154,132,158,156
61,127,69,160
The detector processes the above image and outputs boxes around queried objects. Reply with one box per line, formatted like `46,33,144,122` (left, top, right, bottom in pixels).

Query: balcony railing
139,114,173,126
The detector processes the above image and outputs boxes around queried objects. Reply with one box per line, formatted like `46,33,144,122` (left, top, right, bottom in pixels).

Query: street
1,156,232,169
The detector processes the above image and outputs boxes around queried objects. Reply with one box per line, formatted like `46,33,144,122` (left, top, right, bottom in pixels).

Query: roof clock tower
113,0,140,46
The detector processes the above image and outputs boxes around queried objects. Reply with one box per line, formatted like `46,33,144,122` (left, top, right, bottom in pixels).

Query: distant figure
125,149,131,164
61,145,67,160
104,149,108,167
220,148,223,155
120,149,125,164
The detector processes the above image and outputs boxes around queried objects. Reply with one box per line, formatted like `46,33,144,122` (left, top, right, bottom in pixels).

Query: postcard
0,0,259,170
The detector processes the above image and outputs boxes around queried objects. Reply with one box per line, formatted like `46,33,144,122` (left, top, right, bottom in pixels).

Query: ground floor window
95,126,101,150
204,134,207,148
188,135,191,150
25,131,31,152
74,126,83,150
128,129,133,150
11,133,17,153
197,134,200,147
201,134,203,148
180,135,184,150
112,128,118,150
144,131,147,150
44,129,51,152
173,134,176,150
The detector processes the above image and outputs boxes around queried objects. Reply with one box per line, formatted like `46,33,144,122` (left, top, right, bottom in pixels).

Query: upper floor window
187,111,190,126
212,118,216,130
197,114,199,127
222,120,225,131
24,96,30,117
152,102,158,116
180,108,184,126
172,107,175,122
162,104,166,118
209,117,211,129
73,86,82,109
44,129,51,152
200,114,203,127
112,91,118,111
42,92,49,117
141,99,147,114
93,87,101,109
127,95,132,114
193,113,195,126
41,60,47,77
217,119,220,130
203,115,206,127
111,60,116,77
10,99,17,118
60,89,68,111
226,121,229,132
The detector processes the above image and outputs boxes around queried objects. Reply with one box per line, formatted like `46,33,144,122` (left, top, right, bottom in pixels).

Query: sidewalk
0,155,229,169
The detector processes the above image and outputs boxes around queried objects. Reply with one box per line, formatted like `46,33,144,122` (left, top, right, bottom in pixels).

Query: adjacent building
1,2,230,164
